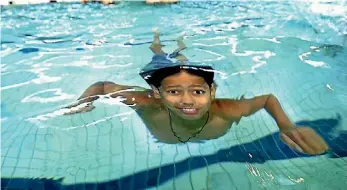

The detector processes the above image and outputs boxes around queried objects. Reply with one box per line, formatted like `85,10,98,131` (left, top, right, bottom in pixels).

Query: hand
280,127,329,155
152,27,160,34
63,102,95,115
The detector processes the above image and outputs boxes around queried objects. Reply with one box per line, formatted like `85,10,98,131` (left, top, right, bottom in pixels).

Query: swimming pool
1,1,347,189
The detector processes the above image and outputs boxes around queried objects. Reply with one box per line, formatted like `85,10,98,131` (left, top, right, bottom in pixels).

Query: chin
178,112,205,120
180,115,201,120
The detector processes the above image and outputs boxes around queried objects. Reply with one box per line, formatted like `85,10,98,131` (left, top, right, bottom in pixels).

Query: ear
150,85,161,99
210,83,217,100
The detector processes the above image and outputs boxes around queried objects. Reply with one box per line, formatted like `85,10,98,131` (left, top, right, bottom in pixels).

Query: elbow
267,93,275,99
264,94,279,109
266,94,277,103
263,94,273,109
93,81,114,86
94,81,117,92
103,81,115,85
92,81,106,87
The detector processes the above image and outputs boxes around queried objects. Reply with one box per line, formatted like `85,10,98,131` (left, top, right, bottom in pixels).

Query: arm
222,94,329,155
65,81,152,114
76,81,148,103
231,94,294,131
74,81,105,104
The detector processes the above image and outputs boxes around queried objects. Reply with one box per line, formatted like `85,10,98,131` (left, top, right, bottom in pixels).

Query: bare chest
138,110,234,144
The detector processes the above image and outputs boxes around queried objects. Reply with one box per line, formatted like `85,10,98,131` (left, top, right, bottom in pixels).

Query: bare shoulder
117,89,159,109
103,81,159,109
211,98,244,120
212,94,271,123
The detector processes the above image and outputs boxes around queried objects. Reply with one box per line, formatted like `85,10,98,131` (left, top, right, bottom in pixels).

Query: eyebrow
189,84,206,88
163,84,207,88
163,85,181,88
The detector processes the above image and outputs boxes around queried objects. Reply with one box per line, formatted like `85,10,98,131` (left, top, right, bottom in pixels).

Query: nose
180,92,194,106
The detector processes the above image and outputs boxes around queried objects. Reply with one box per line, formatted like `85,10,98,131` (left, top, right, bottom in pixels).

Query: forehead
161,70,207,87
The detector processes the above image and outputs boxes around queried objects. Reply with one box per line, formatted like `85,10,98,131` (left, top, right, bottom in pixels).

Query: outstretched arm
221,94,329,155
64,81,151,114
230,94,294,131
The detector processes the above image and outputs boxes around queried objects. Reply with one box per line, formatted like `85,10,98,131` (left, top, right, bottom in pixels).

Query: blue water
1,1,347,190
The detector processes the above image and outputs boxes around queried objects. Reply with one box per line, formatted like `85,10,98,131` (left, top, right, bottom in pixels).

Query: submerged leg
172,34,188,61
174,35,186,52
146,0,179,4
149,28,165,55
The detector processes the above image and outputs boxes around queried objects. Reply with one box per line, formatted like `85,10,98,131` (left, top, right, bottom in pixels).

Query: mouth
178,108,199,115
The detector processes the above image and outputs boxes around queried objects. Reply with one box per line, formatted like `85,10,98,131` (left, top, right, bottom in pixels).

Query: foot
152,27,160,34
102,0,112,4
176,33,186,51
146,0,161,4
146,0,178,4
152,27,163,46
176,35,184,42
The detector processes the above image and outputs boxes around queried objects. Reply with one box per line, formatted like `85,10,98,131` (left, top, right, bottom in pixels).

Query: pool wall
0,0,80,6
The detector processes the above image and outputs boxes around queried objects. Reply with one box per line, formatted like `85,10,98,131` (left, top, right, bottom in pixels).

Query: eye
167,90,179,95
193,90,206,95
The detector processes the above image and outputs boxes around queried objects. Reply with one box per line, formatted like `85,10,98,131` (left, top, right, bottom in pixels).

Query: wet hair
145,66,215,88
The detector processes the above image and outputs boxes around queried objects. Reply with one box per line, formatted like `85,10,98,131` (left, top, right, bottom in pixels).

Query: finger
81,105,95,113
301,128,329,154
64,110,78,115
62,107,76,115
303,132,329,154
317,137,329,154
313,132,329,151
301,134,322,154
285,129,316,154
280,133,303,152
63,106,84,115
63,105,74,109
64,101,80,109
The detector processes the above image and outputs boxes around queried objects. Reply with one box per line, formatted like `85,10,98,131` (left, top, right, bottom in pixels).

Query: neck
169,110,209,132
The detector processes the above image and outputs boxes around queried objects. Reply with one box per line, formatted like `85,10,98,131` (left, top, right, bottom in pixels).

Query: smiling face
152,70,216,120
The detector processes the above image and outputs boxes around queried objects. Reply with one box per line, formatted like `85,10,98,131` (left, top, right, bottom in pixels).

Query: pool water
1,1,347,190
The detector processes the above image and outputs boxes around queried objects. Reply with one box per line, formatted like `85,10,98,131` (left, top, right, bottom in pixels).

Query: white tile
57,0,80,2
172,173,195,190
0,1,9,5
12,0,51,4
28,0,50,4
1,167,15,178
13,168,31,179
32,0,50,3
2,157,18,168
12,0,29,5
191,167,209,190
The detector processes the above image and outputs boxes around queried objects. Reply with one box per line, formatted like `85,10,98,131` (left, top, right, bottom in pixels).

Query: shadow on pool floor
2,114,346,190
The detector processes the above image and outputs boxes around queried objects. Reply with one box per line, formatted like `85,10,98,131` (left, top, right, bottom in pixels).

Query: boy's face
153,70,215,120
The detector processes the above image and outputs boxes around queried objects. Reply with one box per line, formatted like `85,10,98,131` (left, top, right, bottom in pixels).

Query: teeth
182,108,195,111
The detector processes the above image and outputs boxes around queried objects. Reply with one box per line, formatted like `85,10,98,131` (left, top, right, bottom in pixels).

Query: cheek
162,96,180,106
196,96,211,107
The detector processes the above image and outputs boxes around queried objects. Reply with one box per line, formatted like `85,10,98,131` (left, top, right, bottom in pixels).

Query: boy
80,0,178,4
81,0,118,5
65,29,328,155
